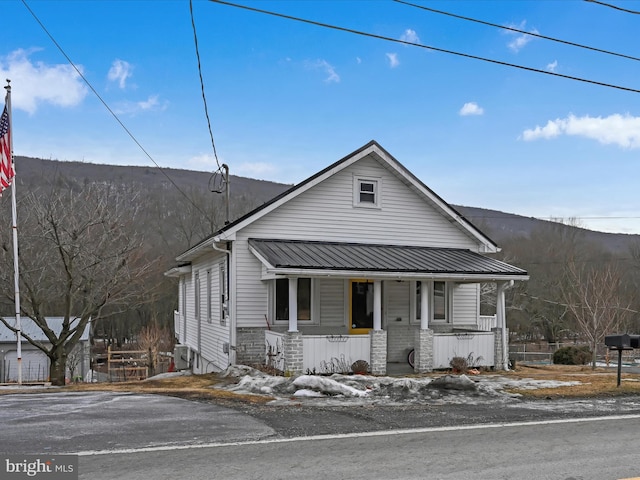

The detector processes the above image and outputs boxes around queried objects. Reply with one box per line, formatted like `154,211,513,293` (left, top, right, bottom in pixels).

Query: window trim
353,175,382,209
194,271,201,321
272,277,316,325
411,280,451,324
219,262,227,326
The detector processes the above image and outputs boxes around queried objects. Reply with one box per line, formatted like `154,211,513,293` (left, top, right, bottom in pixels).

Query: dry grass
2,365,640,403
499,364,640,398
0,373,273,405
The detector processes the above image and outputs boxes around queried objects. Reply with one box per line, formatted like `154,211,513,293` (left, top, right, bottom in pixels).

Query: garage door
3,350,50,382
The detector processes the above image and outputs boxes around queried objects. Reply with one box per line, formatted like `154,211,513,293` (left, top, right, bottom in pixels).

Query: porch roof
248,239,528,281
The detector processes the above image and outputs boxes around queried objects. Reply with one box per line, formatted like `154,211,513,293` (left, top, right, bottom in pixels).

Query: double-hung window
354,176,381,208
275,278,312,322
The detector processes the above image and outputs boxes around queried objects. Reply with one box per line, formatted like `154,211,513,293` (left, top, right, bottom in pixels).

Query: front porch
265,324,503,375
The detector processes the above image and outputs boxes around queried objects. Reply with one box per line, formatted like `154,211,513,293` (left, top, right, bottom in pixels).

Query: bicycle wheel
407,349,415,369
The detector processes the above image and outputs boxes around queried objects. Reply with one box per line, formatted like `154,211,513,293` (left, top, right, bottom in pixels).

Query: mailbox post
604,334,639,387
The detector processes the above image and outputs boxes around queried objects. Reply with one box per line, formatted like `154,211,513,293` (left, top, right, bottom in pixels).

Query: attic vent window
354,176,382,208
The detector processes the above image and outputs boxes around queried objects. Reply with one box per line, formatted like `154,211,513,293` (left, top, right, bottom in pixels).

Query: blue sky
2,0,640,234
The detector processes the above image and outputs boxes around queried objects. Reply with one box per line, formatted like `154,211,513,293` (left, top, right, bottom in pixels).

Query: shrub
553,345,592,365
449,356,469,373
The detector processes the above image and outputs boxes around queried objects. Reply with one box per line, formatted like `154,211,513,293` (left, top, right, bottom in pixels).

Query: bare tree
0,183,156,385
560,261,633,368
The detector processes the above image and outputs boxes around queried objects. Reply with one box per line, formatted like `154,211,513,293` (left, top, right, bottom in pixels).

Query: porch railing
477,315,497,332
433,332,495,369
265,331,371,374
303,335,370,374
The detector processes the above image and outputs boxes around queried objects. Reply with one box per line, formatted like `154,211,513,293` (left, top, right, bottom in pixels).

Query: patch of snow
293,375,369,397
145,371,192,381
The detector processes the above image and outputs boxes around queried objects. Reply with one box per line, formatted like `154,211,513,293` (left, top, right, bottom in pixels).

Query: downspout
212,238,234,365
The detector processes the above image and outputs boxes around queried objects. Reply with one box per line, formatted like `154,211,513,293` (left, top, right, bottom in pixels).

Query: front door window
350,280,374,333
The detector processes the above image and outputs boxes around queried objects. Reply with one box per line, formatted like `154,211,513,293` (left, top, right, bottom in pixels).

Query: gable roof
176,141,499,262
248,238,528,281
0,317,90,343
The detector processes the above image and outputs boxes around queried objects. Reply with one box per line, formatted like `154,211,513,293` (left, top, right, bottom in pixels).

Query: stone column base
283,332,303,376
414,328,434,373
370,330,387,375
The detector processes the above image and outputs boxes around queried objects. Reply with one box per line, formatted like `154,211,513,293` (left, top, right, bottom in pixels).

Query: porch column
495,281,510,370
373,280,382,331
420,280,430,330
288,277,298,332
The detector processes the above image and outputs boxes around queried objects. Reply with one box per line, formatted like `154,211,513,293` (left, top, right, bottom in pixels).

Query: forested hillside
2,156,638,359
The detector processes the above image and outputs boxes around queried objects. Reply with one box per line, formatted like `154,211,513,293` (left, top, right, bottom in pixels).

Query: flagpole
4,79,21,385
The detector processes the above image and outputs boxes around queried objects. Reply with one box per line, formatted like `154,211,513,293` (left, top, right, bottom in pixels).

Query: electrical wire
395,0,640,62
21,0,209,218
584,0,640,14
208,0,640,95
190,0,221,170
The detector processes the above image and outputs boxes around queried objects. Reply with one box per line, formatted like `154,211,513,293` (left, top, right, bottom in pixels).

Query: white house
0,317,91,382
166,141,528,375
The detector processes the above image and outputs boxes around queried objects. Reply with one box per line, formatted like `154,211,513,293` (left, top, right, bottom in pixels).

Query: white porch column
496,281,509,370
373,280,382,331
288,277,298,332
420,280,430,330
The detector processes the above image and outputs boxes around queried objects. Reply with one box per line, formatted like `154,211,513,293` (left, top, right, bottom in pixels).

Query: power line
584,0,640,14
209,0,640,95
395,0,640,62
190,0,221,170
20,0,209,218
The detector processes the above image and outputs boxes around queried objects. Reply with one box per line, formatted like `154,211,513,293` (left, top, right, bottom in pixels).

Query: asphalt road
2,391,640,479
78,416,640,480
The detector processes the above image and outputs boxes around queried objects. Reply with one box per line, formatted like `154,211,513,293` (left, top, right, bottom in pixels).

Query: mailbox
631,335,640,349
605,334,632,349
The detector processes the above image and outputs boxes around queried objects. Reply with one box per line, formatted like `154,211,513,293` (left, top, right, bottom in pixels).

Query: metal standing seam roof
248,239,528,277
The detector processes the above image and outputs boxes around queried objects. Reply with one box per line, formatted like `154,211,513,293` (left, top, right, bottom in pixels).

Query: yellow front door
349,279,374,334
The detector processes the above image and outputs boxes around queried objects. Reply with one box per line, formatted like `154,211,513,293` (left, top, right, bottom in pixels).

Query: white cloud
400,29,420,44
459,102,484,116
386,53,399,68
504,21,539,53
356,57,362,64
113,95,168,115
306,59,340,83
0,49,87,114
546,60,558,73
108,59,133,89
522,113,640,149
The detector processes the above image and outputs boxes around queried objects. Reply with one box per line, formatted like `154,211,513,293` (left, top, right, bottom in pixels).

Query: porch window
414,281,449,323
433,281,447,322
275,278,312,321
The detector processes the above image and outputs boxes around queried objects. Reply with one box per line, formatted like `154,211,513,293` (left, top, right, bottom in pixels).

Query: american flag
0,103,14,195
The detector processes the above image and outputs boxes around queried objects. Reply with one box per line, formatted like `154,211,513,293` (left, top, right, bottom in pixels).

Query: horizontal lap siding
235,154,480,329
184,253,230,371
319,278,345,327
240,157,479,249
452,283,479,326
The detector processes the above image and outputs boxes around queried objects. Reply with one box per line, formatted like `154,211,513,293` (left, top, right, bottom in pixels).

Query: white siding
240,156,479,250
234,155,480,328
384,281,410,325
319,278,345,327
432,332,495,369
181,252,231,372
451,283,480,326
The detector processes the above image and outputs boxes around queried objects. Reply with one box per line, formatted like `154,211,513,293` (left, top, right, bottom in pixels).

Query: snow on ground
220,366,583,406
